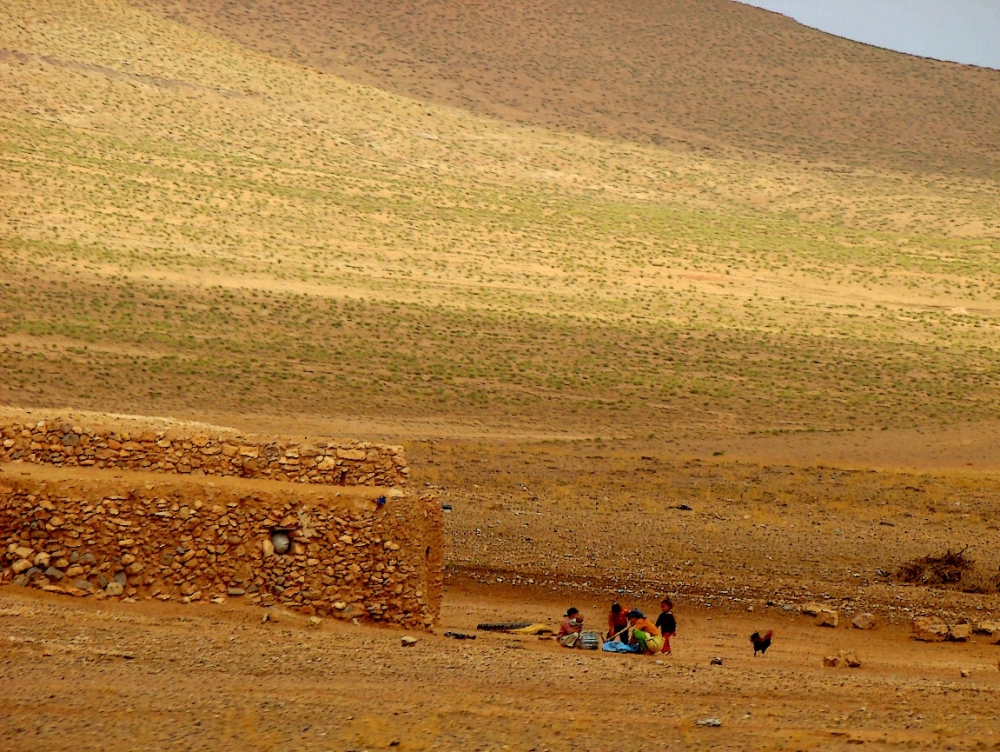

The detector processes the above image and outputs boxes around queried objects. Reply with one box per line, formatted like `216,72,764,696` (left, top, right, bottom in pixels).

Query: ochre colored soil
132,0,1000,176
2,578,999,752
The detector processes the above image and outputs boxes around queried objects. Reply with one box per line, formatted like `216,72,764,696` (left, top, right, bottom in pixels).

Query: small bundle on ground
895,548,974,586
895,548,1000,594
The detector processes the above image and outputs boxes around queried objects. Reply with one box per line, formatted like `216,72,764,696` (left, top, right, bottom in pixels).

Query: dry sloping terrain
134,0,1000,176
3,2,1000,749
4,0,1000,442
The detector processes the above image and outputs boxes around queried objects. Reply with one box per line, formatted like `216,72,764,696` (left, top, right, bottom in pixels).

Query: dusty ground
2,579,999,752
3,427,1000,751
5,0,1000,748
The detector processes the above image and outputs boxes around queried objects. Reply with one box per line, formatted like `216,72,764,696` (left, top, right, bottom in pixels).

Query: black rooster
750,630,773,656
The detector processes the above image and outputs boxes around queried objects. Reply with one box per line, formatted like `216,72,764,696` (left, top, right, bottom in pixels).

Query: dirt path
2,579,998,751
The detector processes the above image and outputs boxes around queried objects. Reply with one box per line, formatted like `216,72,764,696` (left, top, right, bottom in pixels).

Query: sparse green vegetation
2,0,999,438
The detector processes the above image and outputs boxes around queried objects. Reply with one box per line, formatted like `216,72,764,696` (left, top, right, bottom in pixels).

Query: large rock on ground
816,609,839,628
823,650,861,668
852,613,877,630
912,616,950,642
948,623,972,642
801,603,824,616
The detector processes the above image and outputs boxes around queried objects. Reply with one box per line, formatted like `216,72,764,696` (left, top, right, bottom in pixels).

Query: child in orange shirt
626,609,664,654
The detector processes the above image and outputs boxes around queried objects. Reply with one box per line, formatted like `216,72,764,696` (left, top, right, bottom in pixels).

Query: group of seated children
556,598,677,655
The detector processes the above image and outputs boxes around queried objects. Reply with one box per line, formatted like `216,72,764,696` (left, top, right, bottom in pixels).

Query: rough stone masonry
0,418,443,628
0,419,407,487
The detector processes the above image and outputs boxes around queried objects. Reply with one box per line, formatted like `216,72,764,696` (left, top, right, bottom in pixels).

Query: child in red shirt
606,602,629,642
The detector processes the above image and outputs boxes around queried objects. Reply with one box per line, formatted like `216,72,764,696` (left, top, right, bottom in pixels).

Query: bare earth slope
3,3,1000,748
135,0,1000,176
4,0,1000,442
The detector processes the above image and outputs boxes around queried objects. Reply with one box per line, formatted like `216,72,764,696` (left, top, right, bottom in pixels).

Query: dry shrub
894,548,1000,594
895,548,974,587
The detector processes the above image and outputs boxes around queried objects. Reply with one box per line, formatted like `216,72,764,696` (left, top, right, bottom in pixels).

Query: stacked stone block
0,473,442,628
0,416,444,628
0,419,407,488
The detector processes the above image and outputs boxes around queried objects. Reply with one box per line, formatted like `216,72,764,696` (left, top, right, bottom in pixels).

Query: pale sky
738,0,1000,69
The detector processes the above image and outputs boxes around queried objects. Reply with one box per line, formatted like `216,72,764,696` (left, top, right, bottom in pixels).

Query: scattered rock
696,718,722,727
801,603,824,616
401,636,418,647
852,613,877,630
823,650,861,668
710,656,723,666
44,567,64,581
74,579,92,591
973,621,1000,636
961,669,972,678
815,609,839,628
948,623,971,642
912,616,950,642
12,559,32,574
105,582,124,596
308,616,322,628
227,587,246,596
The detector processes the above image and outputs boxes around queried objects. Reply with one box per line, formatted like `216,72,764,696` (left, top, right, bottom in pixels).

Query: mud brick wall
0,419,407,488
0,472,444,628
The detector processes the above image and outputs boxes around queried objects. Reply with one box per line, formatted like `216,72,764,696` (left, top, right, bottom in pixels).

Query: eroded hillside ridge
0,418,408,488
0,470,442,627
133,0,1000,176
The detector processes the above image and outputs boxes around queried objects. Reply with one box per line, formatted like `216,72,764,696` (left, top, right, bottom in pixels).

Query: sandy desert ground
3,578,1000,752
3,0,1000,748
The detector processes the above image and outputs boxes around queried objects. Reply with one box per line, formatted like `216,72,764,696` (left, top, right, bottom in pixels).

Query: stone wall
0,469,443,628
0,418,407,488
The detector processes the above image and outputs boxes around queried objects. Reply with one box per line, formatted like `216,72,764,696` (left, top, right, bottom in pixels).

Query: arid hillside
134,0,1000,176
3,4,1000,748
4,0,1000,443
